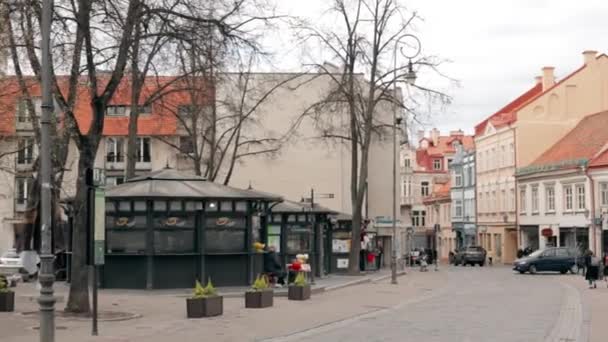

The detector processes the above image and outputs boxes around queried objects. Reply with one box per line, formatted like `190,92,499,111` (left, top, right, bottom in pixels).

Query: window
546,186,555,212
564,185,573,212
140,104,152,114
178,136,195,154
447,159,453,168
454,200,463,218
454,172,463,187
478,193,483,213
601,183,608,206
15,177,33,206
519,187,526,214
136,137,151,163
433,159,441,170
267,225,281,252
204,217,247,253
531,186,539,213
509,143,514,165
17,137,34,165
492,191,496,212
106,176,125,187
412,210,426,227
501,190,506,212
106,137,125,162
500,146,506,167
403,158,411,168
509,188,515,212
576,184,586,210
106,105,127,116
491,148,496,168
287,225,312,253
421,182,429,197
470,166,475,185
153,215,196,254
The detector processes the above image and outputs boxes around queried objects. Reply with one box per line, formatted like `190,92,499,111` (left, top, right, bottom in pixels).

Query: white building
516,110,608,254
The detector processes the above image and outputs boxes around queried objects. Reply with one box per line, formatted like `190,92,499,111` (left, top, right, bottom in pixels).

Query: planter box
288,285,311,301
186,296,223,318
245,290,273,308
0,291,15,312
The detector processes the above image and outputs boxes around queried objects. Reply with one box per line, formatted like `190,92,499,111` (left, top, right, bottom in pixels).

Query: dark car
453,246,487,266
513,247,580,274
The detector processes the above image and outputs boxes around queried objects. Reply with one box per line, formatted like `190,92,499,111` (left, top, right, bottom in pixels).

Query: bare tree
296,0,452,274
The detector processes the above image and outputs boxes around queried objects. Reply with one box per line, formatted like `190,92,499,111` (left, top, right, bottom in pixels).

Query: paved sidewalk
559,274,608,342
0,268,439,342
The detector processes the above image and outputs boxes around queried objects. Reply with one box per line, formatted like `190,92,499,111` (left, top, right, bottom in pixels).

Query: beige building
476,50,608,263
0,72,401,259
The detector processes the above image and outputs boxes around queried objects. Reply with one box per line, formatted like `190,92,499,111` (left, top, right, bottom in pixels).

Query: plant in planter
0,275,15,312
245,275,273,308
288,272,311,301
186,279,223,318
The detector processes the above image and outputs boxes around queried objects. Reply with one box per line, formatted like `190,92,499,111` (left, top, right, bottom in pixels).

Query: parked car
453,246,487,266
513,247,580,274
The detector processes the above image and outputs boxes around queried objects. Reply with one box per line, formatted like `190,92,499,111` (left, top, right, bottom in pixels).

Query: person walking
585,251,600,289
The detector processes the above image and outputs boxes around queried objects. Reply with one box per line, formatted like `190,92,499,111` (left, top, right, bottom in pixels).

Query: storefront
103,169,281,289
326,213,353,274
267,200,336,277
558,226,589,252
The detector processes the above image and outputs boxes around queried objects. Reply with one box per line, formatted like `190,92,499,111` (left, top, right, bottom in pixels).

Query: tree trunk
65,149,94,314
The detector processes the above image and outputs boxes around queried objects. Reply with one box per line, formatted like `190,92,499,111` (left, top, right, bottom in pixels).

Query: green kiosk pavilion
266,200,337,277
103,169,281,289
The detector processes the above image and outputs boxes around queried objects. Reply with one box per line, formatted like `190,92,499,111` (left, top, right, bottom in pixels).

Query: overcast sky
271,0,608,135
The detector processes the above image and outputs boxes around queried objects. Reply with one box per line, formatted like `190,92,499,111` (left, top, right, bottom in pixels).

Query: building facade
423,179,454,261
450,142,476,249
400,129,473,252
516,111,608,255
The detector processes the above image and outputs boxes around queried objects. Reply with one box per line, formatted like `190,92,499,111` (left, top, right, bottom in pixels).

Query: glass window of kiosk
153,215,196,254
267,224,281,252
286,225,312,253
106,204,148,254
204,216,248,253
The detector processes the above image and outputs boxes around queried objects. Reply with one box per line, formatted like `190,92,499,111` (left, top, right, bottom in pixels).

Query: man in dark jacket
264,246,285,286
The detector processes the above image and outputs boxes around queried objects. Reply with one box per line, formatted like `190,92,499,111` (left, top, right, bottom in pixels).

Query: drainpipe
584,164,597,253
513,125,520,253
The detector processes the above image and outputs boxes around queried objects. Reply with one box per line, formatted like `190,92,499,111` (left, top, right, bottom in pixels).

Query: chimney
583,50,597,66
541,66,555,91
535,76,542,84
417,130,425,142
431,128,439,146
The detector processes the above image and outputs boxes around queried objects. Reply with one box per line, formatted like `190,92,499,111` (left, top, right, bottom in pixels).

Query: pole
391,40,398,285
39,0,56,341
92,266,98,335
310,188,315,285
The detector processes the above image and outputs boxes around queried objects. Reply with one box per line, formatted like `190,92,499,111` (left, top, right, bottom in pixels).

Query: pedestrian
582,248,593,277
419,250,428,272
585,251,600,289
263,246,286,287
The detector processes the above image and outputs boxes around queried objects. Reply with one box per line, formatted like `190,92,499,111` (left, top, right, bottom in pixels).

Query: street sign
93,188,105,265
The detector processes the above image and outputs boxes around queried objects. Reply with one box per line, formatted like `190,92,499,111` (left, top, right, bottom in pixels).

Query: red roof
474,83,543,136
529,110,608,169
0,76,213,136
416,132,474,172
423,180,451,204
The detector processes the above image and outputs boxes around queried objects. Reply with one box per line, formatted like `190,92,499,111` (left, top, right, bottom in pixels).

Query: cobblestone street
267,266,583,342
1,266,598,342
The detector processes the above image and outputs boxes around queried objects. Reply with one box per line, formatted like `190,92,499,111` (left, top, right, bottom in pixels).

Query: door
537,248,556,271
554,248,570,271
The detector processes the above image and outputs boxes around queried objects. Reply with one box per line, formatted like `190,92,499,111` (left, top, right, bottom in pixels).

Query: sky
269,0,608,136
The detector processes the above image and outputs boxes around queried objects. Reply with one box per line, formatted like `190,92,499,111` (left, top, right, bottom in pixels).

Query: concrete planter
245,290,273,308
0,291,15,312
288,285,311,301
186,296,223,318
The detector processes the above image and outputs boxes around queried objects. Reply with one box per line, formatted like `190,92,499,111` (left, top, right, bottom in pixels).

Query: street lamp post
39,0,56,341
391,34,420,285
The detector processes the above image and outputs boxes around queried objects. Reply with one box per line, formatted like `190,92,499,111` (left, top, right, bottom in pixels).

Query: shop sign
94,188,105,265
541,228,553,237
337,258,349,269
216,217,236,227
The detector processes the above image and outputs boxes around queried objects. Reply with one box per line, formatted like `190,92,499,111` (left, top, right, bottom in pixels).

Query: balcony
105,161,151,171
400,196,414,206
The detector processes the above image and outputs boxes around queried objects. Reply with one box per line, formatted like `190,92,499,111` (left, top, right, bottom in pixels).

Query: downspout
584,163,596,253
513,125,520,250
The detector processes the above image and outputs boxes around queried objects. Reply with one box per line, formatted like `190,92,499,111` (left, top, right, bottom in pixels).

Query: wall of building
516,54,608,167
518,170,593,252
0,138,16,254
